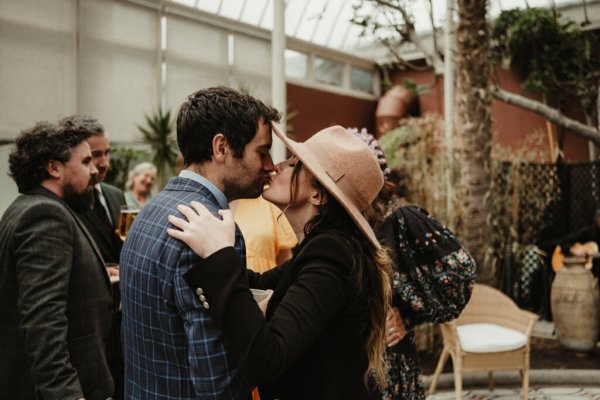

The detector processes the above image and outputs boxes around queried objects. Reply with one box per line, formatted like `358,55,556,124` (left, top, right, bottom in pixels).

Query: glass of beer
118,205,140,240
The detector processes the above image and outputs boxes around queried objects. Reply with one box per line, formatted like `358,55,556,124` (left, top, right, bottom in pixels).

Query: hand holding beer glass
118,205,140,240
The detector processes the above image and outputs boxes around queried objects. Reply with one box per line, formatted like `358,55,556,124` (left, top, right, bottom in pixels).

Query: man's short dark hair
176,86,281,165
9,121,92,193
58,114,105,137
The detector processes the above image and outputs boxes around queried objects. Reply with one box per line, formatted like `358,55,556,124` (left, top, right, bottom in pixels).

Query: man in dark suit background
59,115,126,266
59,115,127,400
0,121,115,400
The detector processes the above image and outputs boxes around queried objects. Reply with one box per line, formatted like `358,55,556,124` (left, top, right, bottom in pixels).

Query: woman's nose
274,161,285,174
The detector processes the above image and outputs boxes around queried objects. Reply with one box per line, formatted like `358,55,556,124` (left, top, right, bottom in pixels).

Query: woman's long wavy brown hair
286,161,392,388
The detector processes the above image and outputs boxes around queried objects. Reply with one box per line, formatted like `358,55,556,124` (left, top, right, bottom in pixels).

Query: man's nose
274,161,285,174
97,155,109,169
264,154,275,171
90,163,99,175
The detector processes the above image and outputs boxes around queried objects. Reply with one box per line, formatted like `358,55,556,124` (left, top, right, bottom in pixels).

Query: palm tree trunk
455,0,494,284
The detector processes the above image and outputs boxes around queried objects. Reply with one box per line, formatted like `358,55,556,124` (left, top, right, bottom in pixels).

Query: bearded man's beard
63,182,93,212
223,175,265,201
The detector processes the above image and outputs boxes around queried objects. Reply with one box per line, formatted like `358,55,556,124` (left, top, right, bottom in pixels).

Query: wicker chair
428,284,538,400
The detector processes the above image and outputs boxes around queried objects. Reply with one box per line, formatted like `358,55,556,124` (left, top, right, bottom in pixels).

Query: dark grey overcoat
0,187,114,400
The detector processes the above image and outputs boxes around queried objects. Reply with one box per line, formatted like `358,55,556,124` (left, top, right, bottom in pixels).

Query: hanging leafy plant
491,7,599,116
138,108,178,188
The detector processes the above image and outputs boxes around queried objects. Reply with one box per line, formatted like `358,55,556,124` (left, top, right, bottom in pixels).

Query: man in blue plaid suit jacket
120,87,280,399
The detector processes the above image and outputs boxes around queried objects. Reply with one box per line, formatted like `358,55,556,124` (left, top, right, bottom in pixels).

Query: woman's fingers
218,209,233,224
167,214,188,230
385,306,407,347
385,310,395,330
190,200,210,217
167,227,184,240
167,202,235,258
176,204,199,221
387,332,401,347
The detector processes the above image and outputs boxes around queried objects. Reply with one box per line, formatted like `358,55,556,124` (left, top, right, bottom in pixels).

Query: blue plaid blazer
120,177,248,399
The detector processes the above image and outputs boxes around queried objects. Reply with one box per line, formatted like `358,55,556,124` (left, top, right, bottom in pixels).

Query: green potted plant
138,108,178,189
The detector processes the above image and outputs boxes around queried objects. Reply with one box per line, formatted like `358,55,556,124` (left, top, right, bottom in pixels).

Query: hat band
309,143,369,211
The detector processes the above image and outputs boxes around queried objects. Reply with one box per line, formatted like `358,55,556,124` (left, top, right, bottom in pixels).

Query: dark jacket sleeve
183,234,352,385
13,203,83,400
246,260,290,290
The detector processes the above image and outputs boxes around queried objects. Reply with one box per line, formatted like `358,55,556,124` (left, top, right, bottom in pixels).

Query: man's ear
308,188,328,207
212,133,229,163
46,160,62,179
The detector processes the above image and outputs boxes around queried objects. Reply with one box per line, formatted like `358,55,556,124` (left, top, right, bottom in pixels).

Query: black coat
0,187,115,400
77,183,126,264
184,231,373,400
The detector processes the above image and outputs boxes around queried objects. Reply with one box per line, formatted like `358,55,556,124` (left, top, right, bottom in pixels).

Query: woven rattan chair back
428,284,538,400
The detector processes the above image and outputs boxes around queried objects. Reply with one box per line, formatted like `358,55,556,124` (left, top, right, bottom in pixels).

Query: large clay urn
375,85,413,137
550,257,600,352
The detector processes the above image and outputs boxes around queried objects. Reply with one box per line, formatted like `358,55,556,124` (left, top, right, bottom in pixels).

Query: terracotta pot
550,258,600,352
375,85,413,136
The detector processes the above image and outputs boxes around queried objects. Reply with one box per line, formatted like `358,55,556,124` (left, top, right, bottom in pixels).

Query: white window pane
78,0,159,143
351,67,374,93
315,57,342,86
164,15,229,112
231,34,271,103
0,0,74,138
285,49,307,79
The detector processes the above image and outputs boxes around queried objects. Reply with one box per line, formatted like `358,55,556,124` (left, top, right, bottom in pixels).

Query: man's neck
186,163,225,194
40,180,63,199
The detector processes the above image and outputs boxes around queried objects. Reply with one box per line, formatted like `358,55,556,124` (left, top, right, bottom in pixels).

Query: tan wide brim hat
272,124,384,249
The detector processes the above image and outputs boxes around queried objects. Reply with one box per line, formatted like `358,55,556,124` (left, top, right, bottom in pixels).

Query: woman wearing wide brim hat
167,125,393,399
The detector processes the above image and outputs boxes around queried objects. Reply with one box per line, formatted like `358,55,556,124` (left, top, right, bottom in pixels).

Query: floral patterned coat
373,205,476,400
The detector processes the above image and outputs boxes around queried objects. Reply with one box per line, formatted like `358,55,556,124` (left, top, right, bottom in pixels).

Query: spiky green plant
138,108,178,188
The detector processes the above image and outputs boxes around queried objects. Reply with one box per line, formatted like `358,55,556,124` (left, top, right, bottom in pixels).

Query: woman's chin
261,187,272,200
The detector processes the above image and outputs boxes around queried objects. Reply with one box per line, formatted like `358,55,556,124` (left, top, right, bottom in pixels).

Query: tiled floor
428,387,600,399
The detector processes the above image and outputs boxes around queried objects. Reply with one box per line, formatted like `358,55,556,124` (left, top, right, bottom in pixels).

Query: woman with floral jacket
349,128,477,400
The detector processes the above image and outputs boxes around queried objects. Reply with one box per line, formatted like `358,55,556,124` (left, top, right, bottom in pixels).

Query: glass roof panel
169,0,595,60
310,0,346,47
258,0,274,30
219,0,243,20
193,0,219,14
293,0,324,43
174,0,197,7
284,0,306,37
239,0,268,25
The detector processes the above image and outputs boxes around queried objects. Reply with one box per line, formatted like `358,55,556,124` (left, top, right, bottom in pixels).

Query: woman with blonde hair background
167,125,392,399
124,162,157,208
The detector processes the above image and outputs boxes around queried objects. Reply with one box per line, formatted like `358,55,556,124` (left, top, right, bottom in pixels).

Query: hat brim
272,124,381,249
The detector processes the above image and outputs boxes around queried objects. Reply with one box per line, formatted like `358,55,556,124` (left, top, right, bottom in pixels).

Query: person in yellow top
231,196,297,400
232,196,297,273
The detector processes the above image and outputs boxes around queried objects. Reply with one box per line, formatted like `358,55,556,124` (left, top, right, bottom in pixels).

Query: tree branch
373,0,444,73
492,86,600,144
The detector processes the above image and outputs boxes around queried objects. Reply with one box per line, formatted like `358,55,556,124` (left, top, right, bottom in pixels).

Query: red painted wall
286,83,378,142
389,68,591,161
